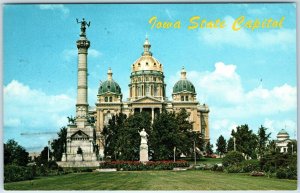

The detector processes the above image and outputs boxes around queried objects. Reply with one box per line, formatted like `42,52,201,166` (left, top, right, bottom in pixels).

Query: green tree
227,137,234,152
151,109,179,160
4,139,29,166
287,141,297,154
231,124,258,159
205,141,213,156
216,135,227,157
51,127,67,161
266,140,278,153
102,112,152,160
257,125,271,158
36,146,51,165
151,108,204,160
102,113,127,160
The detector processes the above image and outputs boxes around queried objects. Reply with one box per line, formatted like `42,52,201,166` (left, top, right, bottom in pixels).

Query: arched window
105,97,108,102
109,97,113,102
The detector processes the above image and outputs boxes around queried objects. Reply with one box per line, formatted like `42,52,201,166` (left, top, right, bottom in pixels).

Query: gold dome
131,38,163,72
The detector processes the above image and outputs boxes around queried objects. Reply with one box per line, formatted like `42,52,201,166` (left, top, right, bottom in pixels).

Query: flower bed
99,160,189,171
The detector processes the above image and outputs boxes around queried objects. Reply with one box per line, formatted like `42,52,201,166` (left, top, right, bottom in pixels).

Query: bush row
99,160,189,171
4,165,34,183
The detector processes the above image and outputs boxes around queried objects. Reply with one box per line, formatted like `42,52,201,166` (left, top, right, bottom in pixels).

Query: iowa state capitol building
61,20,210,163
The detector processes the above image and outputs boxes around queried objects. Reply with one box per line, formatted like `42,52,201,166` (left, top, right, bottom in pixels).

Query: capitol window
105,97,108,102
181,96,184,101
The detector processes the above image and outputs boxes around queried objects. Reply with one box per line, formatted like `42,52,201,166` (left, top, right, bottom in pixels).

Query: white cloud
38,4,69,15
263,118,297,139
199,16,296,50
89,49,102,58
4,80,75,130
167,61,297,144
63,49,101,62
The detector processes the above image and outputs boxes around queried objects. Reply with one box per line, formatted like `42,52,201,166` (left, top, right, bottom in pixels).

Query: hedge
99,160,189,171
4,165,34,183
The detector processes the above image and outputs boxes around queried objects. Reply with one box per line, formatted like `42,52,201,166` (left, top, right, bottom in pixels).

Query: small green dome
278,129,289,135
98,80,122,95
173,79,196,94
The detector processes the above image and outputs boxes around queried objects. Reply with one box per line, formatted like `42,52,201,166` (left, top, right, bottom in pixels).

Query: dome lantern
143,37,152,56
181,66,187,80
107,67,113,81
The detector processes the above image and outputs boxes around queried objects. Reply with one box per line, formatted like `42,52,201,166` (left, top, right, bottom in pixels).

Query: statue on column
76,18,90,34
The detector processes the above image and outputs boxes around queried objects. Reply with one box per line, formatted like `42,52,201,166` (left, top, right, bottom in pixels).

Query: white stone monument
139,128,149,162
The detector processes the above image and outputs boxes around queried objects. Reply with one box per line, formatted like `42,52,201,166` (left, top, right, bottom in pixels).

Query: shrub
4,165,34,183
239,160,260,173
276,167,297,180
226,165,242,173
276,168,287,179
99,160,189,171
211,164,224,172
222,151,244,167
250,171,265,177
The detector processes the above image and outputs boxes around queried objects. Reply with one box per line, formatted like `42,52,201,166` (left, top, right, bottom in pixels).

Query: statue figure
67,116,75,124
139,128,148,144
76,18,90,34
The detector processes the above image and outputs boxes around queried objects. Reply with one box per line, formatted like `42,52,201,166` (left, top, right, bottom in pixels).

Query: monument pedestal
75,154,83,161
61,153,67,162
140,143,148,162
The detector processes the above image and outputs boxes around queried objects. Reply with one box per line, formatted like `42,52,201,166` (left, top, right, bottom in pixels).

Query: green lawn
4,170,297,190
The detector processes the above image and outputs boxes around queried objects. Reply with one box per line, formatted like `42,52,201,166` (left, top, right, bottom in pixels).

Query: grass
4,170,297,190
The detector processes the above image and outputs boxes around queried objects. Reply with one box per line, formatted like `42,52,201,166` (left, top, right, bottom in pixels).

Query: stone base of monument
140,143,148,162
57,161,99,167
91,153,97,161
61,153,67,162
75,153,83,161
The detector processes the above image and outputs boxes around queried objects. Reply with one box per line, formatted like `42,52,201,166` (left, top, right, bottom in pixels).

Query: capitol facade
61,20,210,163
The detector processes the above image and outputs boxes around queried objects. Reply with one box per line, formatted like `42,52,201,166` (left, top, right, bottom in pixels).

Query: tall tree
51,127,67,161
205,141,213,156
216,135,227,157
231,124,258,159
257,125,271,158
227,137,234,152
4,139,29,166
151,109,179,160
102,112,152,160
36,146,51,165
266,140,278,153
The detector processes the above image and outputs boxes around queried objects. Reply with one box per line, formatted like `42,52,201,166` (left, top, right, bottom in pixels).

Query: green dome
98,80,122,95
173,79,196,94
278,129,289,135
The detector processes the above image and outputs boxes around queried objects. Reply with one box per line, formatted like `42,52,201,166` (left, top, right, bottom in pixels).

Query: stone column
151,108,154,123
76,23,90,122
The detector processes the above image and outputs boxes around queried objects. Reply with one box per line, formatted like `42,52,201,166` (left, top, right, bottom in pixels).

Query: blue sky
3,3,297,152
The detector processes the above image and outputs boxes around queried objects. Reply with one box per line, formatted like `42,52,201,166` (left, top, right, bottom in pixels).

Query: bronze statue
67,116,75,124
76,18,90,34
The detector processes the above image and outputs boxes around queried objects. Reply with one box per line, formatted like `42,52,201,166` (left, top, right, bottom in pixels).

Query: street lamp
48,140,50,162
194,140,196,165
173,147,176,162
233,137,236,151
